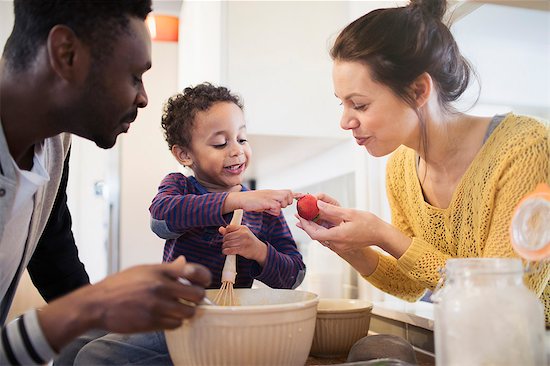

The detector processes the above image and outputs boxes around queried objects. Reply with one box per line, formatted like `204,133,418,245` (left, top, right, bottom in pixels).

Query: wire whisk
213,209,243,306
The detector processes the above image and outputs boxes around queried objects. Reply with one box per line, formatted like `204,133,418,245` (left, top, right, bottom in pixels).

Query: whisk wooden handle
221,256,237,283
221,209,243,283
230,209,243,226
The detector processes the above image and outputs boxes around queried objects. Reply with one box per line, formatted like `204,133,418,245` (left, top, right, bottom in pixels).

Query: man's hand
38,256,211,352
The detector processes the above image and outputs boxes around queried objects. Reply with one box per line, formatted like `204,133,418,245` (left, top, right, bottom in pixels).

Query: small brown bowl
310,298,373,358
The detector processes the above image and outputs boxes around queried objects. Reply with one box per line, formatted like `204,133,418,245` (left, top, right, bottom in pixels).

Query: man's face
73,17,152,148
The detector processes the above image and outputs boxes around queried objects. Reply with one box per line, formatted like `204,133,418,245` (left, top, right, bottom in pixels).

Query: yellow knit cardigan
364,114,550,323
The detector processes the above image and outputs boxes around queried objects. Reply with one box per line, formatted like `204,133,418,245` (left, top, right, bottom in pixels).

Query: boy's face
184,101,251,192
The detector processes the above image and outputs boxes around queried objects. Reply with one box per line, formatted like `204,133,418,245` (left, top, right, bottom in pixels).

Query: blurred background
0,0,548,310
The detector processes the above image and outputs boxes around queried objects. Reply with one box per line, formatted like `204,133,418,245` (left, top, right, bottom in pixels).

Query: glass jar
432,258,545,366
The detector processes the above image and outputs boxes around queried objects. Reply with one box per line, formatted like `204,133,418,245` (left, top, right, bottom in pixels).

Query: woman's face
332,60,420,157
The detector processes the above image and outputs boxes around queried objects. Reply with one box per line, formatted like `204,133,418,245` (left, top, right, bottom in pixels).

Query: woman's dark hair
3,0,152,72
161,82,244,150
330,0,477,154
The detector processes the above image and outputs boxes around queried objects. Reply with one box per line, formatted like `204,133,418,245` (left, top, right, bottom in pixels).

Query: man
0,1,211,365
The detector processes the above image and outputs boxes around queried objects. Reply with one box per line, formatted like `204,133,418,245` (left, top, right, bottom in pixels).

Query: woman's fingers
316,193,341,206
295,215,331,241
317,200,352,222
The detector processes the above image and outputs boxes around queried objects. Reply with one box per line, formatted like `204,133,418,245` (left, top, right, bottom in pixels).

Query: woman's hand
219,224,268,266
293,192,343,228
296,199,402,255
294,192,341,207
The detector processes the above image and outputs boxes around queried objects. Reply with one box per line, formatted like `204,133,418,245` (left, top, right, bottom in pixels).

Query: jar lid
510,183,550,261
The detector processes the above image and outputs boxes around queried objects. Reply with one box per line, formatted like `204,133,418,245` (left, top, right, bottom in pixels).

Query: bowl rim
316,298,373,314
199,288,320,313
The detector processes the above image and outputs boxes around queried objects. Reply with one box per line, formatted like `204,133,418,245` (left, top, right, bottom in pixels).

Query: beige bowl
165,288,319,366
310,298,373,358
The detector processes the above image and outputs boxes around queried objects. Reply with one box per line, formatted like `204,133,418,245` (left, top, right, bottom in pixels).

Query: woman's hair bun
409,0,447,21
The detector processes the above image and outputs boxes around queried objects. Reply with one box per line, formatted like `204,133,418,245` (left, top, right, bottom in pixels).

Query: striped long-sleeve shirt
150,174,306,289
0,310,56,365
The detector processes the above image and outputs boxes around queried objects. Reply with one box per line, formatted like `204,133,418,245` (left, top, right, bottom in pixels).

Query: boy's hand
219,224,268,266
226,190,294,216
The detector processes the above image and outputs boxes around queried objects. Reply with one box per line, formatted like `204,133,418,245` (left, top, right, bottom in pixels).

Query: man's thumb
172,255,187,266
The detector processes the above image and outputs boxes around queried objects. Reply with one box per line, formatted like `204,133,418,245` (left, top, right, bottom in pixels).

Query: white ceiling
152,0,182,16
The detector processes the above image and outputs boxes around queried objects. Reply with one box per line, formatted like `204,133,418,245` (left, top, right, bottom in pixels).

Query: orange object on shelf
146,14,179,42
510,183,550,261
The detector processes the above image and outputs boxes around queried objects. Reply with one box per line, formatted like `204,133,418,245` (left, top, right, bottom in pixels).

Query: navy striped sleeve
0,309,56,365
149,174,229,235
254,212,306,289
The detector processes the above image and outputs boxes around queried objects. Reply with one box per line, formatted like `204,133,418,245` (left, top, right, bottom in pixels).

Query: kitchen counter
306,350,433,366
305,301,550,365
306,355,347,365
306,300,435,366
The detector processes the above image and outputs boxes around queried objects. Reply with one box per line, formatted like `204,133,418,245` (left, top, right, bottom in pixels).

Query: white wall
178,1,225,88
65,137,112,283
118,41,180,269
0,2,14,56
224,1,349,139
452,4,550,119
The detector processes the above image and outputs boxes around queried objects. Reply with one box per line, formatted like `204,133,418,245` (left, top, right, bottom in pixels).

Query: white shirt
0,143,49,300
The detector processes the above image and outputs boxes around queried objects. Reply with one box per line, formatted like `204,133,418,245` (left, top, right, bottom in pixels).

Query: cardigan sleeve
0,310,57,365
149,174,229,239
362,159,433,301
387,164,451,291
480,136,550,296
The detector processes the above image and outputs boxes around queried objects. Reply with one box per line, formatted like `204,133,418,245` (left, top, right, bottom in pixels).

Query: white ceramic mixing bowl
165,288,319,366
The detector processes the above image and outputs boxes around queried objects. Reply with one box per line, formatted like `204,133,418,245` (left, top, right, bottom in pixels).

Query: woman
296,0,550,323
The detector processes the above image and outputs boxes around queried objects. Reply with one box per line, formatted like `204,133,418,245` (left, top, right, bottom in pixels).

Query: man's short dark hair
3,0,153,72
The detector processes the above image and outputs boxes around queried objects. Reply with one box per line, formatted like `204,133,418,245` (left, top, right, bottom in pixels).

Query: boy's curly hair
161,82,244,150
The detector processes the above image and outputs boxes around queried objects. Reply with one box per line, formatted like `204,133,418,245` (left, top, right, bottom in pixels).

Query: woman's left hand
296,200,389,254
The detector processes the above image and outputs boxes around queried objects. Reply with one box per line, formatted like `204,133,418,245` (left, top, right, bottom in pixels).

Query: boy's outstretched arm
224,190,294,216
